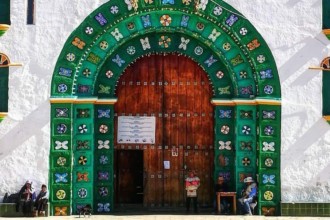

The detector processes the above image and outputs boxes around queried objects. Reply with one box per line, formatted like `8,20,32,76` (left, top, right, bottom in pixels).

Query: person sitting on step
238,177,257,215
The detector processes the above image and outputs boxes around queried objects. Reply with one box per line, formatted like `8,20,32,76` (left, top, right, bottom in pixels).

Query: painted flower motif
98,109,111,118
140,37,151,50
182,0,191,5
99,155,109,165
264,125,274,135
141,15,151,28
213,6,223,16
264,191,274,201
77,172,89,182
58,84,68,93
99,125,109,134
57,157,67,166
78,188,88,198
97,203,111,213
178,37,190,50
55,108,68,118
226,14,238,27
260,69,273,79
57,124,67,134
99,84,111,94
242,125,251,135
78,124,88,134
263,174,275,184
242,157,251,166
219,109,231,118
110,5,119,14
262,110,276,119
257,55,266,63
56,190,66,200
262,141,275,151
240,27,248,36
105,70,113,79
216,71,224,79
78,156,87,165
264,85,274,94
220,125,230,134
239,71,247,79
240,141,252,150
66,53,75,62
55,207,68,216
111,28,123,41
85,27,94,35
196,0,208,11
98,140,110,149
125,0,138,11
76,140,90,150
223,42,231,51
99,187,109,197
127,46,136,55
83,68,91,77
240,110,252,119
77,109,90,118
194,46,203,55
100,41,109,50
160,15,172,26
265,158,274,167
98,171,109,180
204,55,217,67
196,22,205,31
181,15,189,27
55,173,68,183
127,22,135,30
219,141,231,150
208,29,221,42
112,54,125,67
55,141,69,150
158,35,171,48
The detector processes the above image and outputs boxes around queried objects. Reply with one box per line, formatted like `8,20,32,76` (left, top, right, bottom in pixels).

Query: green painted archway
50,0,281,216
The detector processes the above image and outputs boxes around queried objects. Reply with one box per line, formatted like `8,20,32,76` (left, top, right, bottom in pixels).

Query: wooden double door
114,55,214,207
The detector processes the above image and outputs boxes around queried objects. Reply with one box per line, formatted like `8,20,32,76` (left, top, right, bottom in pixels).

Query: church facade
0,0,329,217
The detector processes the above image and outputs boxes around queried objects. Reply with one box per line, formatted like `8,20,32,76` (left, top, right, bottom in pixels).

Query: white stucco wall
0,0,329,203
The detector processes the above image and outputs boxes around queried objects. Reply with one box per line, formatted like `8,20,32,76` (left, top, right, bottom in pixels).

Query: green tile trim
281,203,330,217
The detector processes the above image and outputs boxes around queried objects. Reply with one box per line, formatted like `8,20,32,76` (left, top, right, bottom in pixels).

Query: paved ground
0,215,329,220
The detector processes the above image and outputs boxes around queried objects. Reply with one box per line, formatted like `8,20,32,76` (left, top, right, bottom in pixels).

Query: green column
0,67,9,122
214,105,235,190
235,104,257,199
93,103,114,213
49,102,73,216
0,0,10,24
257,104,281,215
72,103,95,214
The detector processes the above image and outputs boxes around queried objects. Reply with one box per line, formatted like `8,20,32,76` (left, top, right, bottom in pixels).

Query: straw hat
243,177,254,183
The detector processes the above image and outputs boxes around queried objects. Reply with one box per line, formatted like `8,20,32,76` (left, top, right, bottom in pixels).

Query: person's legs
186,197,191,212
193,197,198,213
243,197,253,215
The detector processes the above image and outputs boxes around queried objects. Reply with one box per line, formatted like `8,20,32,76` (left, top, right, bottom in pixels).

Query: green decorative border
50,0,281,215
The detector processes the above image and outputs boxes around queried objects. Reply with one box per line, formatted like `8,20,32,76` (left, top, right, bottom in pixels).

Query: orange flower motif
55,207,68,216
160,15,172,26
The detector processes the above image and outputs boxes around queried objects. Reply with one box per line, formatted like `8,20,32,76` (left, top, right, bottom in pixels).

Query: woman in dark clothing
16,180,35,216
35,184,48,216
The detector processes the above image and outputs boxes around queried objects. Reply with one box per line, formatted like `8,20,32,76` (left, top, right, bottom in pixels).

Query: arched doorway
114,54,214,207
49,0,282,216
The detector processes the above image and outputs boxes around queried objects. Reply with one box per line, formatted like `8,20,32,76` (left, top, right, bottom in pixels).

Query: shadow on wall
0,100,49,161
279,32,328,84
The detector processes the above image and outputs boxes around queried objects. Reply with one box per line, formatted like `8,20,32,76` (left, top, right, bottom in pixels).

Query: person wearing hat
238,177,257,215
214,176,230,214
16,180,35,216
185,170,200,213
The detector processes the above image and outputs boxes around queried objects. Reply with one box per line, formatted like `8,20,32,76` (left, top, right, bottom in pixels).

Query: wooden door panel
114,55,214,207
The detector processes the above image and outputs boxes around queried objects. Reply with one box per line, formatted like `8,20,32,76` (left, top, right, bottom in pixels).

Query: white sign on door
117,116,156,144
